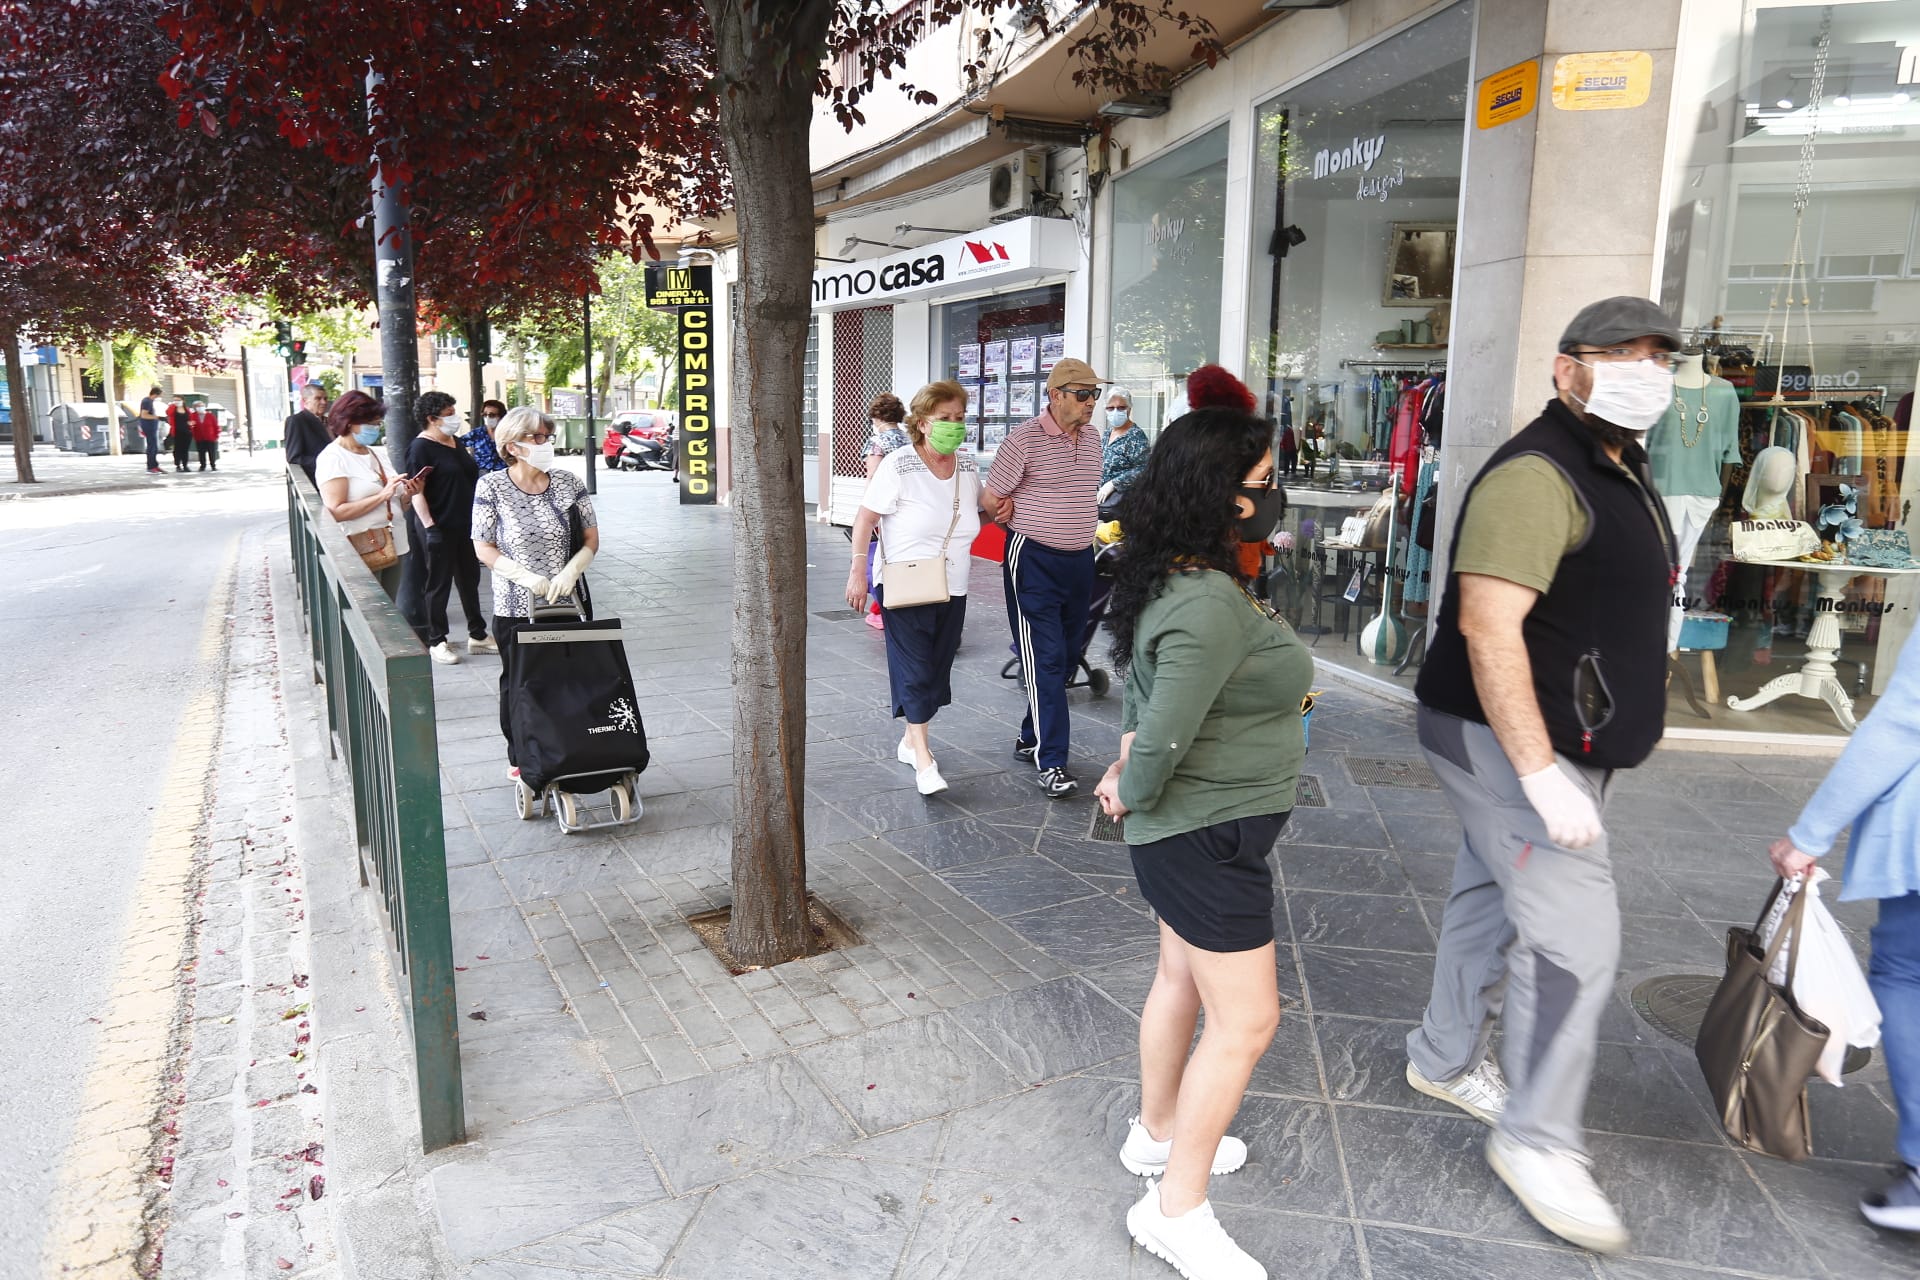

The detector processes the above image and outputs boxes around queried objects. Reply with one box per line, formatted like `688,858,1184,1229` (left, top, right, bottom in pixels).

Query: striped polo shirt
985,409,1103,552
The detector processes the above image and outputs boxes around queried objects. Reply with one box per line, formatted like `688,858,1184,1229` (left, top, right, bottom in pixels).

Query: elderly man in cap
1403,297,1681,1255
983,356,1108,798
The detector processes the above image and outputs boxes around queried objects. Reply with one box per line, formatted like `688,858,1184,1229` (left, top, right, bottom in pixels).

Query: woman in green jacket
1095,405,1313,1280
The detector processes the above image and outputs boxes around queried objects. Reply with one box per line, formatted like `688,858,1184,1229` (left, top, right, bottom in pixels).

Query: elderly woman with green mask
846,381,987,795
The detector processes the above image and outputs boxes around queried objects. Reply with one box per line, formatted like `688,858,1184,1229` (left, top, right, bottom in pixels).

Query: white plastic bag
1758,870,1883,1085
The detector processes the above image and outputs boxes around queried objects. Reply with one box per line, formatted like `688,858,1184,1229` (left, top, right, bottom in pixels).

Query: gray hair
496,406,554,454
1104,386,1133,407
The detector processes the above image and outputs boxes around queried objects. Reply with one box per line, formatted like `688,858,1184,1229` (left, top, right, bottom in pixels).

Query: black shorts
1129,812,1289,953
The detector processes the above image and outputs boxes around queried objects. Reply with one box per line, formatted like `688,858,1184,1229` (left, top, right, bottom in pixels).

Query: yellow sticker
1551,51,1653,111
1476,60,1538,129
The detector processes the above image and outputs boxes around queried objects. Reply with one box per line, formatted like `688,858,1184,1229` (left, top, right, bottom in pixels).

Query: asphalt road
0,448,284,1276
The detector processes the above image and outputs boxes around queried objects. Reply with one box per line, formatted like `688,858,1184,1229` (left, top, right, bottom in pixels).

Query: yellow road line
39,539,237,1278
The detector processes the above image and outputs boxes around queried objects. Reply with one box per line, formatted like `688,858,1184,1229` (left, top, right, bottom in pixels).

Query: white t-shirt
861,445,981,597
314,440,410,554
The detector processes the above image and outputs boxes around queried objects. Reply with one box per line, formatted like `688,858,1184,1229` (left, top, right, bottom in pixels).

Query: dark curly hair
1106,407,1271,672
869,393,905,424
415,390,457,430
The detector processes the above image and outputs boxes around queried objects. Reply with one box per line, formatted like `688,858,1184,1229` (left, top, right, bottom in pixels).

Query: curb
264,537,454,1280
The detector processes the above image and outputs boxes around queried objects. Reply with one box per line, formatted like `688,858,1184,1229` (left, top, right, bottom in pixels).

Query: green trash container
554,416,612,455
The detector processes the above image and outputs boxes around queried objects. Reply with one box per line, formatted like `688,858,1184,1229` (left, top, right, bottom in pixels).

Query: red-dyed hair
1186,364,1256,415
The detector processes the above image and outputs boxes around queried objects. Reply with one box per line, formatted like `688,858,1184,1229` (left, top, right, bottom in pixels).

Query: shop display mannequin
1651,351,1742,650
1742,446,1798,521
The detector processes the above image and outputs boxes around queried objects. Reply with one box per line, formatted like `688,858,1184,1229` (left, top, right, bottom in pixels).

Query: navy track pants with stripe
1002,532,1095,771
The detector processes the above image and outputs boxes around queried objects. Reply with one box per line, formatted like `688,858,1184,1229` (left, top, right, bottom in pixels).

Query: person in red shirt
191,405,221,471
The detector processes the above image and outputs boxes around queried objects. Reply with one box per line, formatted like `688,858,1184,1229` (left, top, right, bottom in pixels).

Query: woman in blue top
1099,387,1149,511
1770,619,1920,1233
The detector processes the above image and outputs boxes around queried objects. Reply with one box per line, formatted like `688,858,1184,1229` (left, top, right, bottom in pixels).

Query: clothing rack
1340,358,1448,373
1689,326,1774,363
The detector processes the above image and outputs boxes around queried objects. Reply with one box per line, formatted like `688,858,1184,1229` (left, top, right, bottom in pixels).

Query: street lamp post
583,293,596,495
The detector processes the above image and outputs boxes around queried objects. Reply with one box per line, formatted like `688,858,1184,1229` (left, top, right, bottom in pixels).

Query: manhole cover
1088,811,1125,843
813,608,864,621
1295,775,1326,808
1346,756,1439,789
1631,973,1874,1074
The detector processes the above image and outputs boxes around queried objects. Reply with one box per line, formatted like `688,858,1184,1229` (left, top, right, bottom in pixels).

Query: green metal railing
286,467,466,1151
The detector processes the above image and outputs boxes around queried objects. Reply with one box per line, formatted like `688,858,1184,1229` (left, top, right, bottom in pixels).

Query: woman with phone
407,391,493,664
314,391,420,600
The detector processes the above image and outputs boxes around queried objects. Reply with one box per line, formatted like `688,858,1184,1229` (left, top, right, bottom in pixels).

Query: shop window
802,315,820,456
934,283,1066,452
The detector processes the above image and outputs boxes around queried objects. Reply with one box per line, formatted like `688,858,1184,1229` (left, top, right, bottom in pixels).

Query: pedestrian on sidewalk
407,391,493,665
1768,616,1920,1234
1097,387,1148,514
861,393,911,631
845,381,984,797
472,408,598,780
137,385,164,473
1404,297,1682,1256
167,398,194,472
1094,399,1312,1280
470,399,509,474
284,384,331,484
316,391,420,600
983,356,1106,798
191,404,221,470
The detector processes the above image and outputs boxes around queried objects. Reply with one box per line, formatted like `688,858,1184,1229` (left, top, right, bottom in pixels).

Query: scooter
620,426,675,472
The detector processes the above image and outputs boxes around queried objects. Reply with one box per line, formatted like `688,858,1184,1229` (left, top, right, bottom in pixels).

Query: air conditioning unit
987,149,1048,218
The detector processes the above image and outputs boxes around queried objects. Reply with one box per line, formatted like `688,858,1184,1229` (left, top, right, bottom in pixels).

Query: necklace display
1672,385,1710,448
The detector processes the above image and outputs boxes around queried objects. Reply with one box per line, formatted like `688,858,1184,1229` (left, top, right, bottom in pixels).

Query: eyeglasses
525,432,555,444
1057,387,1100,402
1571,348,1682,373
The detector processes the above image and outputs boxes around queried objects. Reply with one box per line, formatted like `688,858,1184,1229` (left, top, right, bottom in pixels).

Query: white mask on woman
442,413,469,438
517,441,557,472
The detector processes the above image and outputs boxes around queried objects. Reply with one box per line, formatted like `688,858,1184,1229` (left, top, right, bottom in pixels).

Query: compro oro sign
810,216,1079,312
670,264,717,506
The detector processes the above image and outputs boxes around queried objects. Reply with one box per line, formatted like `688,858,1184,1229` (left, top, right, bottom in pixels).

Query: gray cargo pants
1406,707,1620,1155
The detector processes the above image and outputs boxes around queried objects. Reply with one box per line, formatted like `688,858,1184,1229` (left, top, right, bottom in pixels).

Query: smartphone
410,466,434,481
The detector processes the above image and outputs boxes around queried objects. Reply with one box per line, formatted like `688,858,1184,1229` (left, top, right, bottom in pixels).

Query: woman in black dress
406,391,494,663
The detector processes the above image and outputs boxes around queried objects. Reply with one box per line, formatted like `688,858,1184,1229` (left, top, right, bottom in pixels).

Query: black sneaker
1037,767,1077,799
1014,740,1038,763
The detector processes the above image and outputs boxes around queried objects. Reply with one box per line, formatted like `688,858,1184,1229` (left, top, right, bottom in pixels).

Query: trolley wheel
999,657,1022,681
513,780,536,820
1087,667,1111,698
610,780,633,824
555,790,580,832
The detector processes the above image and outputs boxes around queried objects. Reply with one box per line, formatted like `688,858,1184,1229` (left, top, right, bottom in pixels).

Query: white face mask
443,413,470,438
1105,408,1129,428
517,441,557,472
1571,357,1674,432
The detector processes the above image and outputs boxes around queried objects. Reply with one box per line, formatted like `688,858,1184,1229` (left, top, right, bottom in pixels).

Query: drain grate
1295,774,1326,808
1346,756,1439,790
1631,973,1872,1074
813,608,864,621
1088,811,1125,843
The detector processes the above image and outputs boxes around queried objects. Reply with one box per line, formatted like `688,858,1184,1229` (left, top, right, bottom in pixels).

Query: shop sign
811,217,1069,310
1551,51,1653,111
1476,60,1538,129
672,265,717,505
645,263,714,309
1310,134,1385,180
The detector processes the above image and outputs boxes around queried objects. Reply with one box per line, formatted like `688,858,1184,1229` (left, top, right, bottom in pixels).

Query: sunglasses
1057,387,1100,403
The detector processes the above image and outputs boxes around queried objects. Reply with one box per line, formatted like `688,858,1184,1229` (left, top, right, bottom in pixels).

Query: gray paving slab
666,1153,928,1280
627,1055,858,1192
799,1011,1022,1134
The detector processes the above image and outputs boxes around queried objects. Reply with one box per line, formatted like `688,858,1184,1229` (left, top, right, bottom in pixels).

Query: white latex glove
492,555,552,600
544,547,595,603
1097,481,1115,505
1518,763,1603,850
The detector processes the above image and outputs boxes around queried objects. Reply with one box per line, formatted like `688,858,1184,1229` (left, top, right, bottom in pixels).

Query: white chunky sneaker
1127,1182,1266,1280
1119,1117,1249,1177
1860,1164,1920,1232
468,634,498,654
897,737,917,767
1486,1132,1630,1254
429,641,462,665
915,763,948,796
1406,1056,1508,1125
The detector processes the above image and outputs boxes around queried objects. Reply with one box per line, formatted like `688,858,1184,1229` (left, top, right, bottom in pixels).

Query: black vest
1417,400,1676,770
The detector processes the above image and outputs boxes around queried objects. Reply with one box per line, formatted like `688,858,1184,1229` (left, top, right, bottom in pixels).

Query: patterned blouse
472,469,597,617
867,423,911,459
468,427,507,474
1102,424,1150,496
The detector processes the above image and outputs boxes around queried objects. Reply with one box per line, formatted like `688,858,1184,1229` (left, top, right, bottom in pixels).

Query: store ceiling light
1776,96,1794,109
1098,91,1172,119
1897,91,1914,104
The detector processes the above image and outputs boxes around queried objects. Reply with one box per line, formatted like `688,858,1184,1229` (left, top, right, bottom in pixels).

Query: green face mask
927,420,968,455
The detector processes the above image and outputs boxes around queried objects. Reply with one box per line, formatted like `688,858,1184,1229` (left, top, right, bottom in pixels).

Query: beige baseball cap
1045,357,1104,392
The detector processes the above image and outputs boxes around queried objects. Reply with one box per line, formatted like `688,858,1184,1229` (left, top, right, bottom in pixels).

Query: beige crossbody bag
877,469,962,610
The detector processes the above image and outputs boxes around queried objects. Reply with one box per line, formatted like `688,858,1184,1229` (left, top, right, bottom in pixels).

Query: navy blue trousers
880,592,967,723
1003,533,1095,771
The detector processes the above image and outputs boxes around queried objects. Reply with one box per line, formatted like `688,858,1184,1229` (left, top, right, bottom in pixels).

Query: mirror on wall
1382,222,1456,306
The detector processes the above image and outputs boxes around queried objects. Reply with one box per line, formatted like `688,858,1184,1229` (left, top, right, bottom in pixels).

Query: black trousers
423,532,486,646
196,441,217,468
491,614,521,765
171,432,191,468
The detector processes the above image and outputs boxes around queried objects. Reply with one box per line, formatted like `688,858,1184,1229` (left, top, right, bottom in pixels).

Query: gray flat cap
1557,296,1682,352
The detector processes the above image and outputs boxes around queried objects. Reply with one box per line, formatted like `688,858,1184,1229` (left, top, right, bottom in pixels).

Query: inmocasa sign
809,216,1075,311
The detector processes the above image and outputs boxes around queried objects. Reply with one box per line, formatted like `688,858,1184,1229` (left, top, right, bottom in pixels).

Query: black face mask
1237,481,1287,544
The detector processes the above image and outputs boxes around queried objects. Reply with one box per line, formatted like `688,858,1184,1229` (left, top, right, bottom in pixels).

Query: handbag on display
1360,490,1395,549
1730,519,1821,563
1694,879,1829,1161
877,473,962,610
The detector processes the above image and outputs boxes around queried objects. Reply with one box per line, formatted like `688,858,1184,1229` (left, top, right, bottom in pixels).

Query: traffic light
271,320,292,359
289,340,308,364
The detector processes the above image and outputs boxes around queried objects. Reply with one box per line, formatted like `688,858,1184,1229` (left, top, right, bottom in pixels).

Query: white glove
1097,481,1115,505
544,547,595,603
1518,763,1604,850
492,555,552,600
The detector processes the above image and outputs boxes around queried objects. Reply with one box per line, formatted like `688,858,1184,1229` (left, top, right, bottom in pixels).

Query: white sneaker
1485,1131,1629,1254
897,737,917,767
1119,1117,1248,1177
1127,1182,1265,1280
429,641,462,665
468,634,498,654
1406,1057,1508,1125
915,763,948,796
1860,1164,1920,1232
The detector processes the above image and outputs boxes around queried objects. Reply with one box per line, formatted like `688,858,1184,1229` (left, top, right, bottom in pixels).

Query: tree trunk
3,326,36,484
708,0,831,968
597,332,618,409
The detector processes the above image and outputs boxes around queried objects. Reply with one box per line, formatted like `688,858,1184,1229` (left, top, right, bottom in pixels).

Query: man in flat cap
1403,297,1682,1255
